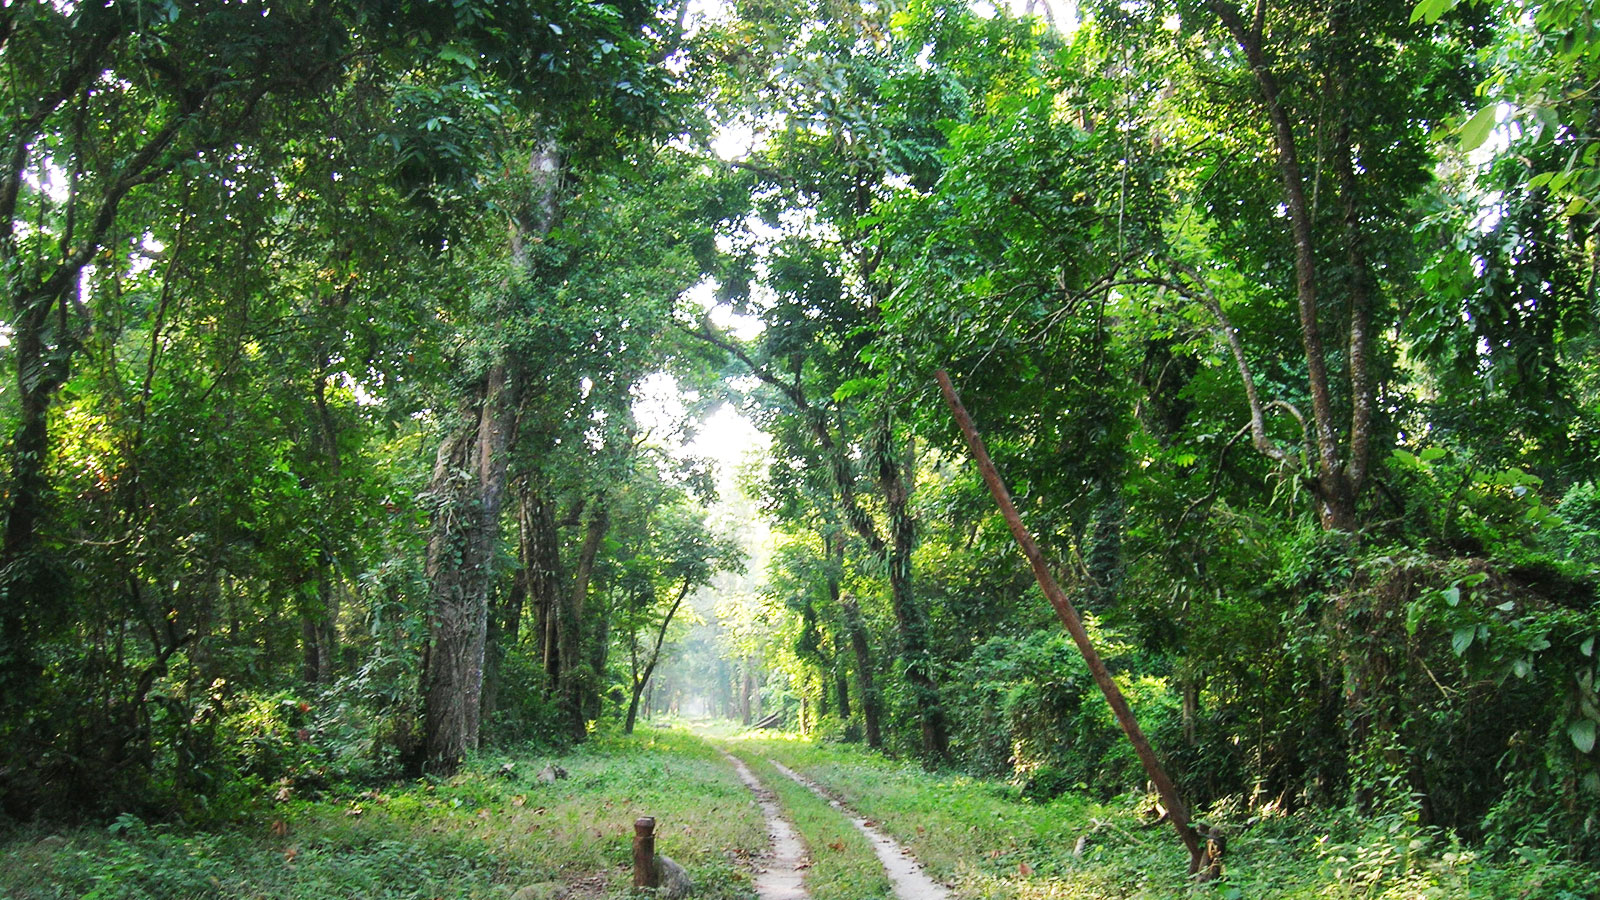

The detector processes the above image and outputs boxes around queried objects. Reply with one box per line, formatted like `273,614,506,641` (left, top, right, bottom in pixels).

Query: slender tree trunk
1207,1,1364,530
876,430,949,759
558,501,607,741
939,370,1210,875
482,559,525,726
841,597,884,750
300,571,338,685
586,595,609,724
524,493,562,687
624,578,692,734
740,659,755,726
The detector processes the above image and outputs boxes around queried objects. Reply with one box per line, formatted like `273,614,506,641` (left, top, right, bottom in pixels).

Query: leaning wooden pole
936,369,1209,874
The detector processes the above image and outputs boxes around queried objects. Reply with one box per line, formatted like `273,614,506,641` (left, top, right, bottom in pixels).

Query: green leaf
1459,105,1498,152
437,45,479,70
1410,0,1454,24
1420,447,1447,462
831,377,881,402
1512,658,1531,678
1581,636,1595,657
1444,585,1461,607
1569,719,1596,754
1452,625,1475,656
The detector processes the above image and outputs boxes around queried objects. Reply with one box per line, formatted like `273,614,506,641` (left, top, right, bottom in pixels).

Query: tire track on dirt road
767,759,950,900
718,749,810,900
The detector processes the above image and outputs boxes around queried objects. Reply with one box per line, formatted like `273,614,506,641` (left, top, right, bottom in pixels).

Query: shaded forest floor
2,725,1595,899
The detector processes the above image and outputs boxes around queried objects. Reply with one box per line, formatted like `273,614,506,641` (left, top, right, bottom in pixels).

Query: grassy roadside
716,745,891,900
741,734,1600,900
0,728,765,900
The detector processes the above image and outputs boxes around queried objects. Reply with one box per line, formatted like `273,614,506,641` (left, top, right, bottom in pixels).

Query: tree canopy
1,0,1596,870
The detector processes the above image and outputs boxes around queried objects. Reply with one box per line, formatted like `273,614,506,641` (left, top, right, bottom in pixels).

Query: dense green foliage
1,0,1596,882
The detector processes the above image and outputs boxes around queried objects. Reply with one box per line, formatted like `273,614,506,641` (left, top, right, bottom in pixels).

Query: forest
1,0,1598,895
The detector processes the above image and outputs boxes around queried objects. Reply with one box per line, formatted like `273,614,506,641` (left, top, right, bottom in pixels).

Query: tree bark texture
421,364,512,774
558,502,608,741
1205,1,1376,531
841,597,884,750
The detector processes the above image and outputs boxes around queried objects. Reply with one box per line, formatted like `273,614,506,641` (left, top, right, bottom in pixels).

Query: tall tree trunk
0,291,72,705
420,142,560,772
300,572,339,685
841,597,884,750
1206,1,1369,530
421,363,514,773
876,430,948,760
558,501,607,741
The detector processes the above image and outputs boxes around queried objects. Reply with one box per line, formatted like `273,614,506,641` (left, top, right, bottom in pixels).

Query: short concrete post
633,816,657,889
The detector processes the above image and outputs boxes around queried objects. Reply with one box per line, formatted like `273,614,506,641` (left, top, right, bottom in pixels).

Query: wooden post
633,816,657,889
935,369,1211,876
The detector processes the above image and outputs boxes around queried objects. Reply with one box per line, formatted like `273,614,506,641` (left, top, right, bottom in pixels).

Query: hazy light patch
712,120,761,161
1469,102,1517,168
340,371,383,407
688,402,770,496
129,234,166,277
634,372,691,444
686,278,765,340
24,158,71,204
633,371,770,501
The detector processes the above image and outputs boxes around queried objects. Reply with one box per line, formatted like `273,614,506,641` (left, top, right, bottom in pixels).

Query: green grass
0,728,765,900
743,734,1600,900
8,726,1597,900
718,745,891,900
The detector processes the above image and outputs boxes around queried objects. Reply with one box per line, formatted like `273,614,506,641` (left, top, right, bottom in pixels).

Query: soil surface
768,760,950,900
720,750,810,900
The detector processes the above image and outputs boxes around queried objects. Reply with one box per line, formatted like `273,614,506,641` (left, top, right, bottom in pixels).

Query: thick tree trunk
420,142,561,772
421,364,513,774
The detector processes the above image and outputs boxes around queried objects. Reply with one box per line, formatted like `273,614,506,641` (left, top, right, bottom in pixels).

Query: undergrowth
8,726,1597,900
742,732,1600,900
0,728,764,900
